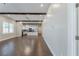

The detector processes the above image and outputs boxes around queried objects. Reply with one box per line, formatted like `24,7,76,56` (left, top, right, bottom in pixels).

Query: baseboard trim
0,36,17,42
42,36,55,56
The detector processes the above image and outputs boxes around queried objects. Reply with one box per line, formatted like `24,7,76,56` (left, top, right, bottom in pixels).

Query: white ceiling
0,3,50,13
2,14,45,20
0,3,51,21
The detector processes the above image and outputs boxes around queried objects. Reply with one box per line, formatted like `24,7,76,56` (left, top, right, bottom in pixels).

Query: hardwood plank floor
0,35,52,56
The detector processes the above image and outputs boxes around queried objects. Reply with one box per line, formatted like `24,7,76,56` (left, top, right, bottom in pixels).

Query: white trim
67,3,77,56
0,35,17,42
43,37,55,56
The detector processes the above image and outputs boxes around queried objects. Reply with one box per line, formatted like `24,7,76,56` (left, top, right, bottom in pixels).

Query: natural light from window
3,21,14,34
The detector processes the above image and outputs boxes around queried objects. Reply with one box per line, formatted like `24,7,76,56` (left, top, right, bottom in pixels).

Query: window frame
2,21,14,34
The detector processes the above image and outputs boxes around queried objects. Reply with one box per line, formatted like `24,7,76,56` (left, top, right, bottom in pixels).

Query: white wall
16,22,23,37
77,5,79,56
0,15,17,41
43,3,77,56
43,4,68,56
67,3,77,56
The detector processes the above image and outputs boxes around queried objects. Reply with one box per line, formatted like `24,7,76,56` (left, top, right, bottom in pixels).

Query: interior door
76,4,79,56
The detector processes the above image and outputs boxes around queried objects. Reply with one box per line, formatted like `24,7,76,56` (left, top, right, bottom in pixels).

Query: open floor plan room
0,3,79,56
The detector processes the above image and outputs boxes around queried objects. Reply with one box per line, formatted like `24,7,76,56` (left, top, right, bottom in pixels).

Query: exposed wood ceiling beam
22,23,42,25
16,20,43,22
0,12,46,15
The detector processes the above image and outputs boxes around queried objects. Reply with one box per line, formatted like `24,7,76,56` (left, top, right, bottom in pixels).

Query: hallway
0,35,52,56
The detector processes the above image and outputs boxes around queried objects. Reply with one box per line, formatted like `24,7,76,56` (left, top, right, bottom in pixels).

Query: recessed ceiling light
40,15,42,16
47,14,52,17
19,22,22,24
7,14,10,16
40,4,44,7
53,4,60,8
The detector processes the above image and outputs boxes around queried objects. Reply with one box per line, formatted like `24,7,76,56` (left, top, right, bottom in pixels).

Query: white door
76,4,79,56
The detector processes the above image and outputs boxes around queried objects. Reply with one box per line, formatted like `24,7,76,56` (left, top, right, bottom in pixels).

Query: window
3,22,9,34
9,23,14,33
0,22,2,35
3,21,14,34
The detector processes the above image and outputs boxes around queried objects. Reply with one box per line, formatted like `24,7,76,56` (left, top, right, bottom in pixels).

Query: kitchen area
20,21,42,37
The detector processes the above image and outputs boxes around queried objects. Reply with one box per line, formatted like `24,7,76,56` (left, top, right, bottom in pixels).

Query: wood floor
0,35,52,56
